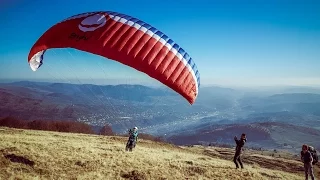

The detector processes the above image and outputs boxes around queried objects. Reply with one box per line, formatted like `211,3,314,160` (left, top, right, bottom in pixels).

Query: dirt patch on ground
4,154,35,167
121,170,147,180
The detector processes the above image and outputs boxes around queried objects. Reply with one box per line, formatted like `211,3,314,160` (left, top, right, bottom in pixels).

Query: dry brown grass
0,127,306,180
186,145,320,178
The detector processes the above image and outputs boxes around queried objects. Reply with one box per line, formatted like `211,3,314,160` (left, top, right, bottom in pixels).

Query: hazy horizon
1,78,320,90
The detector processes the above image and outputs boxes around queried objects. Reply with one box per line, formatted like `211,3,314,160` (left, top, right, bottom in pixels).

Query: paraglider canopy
28,11,200,104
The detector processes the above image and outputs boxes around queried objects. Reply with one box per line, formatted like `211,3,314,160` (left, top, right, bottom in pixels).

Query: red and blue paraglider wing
28,11,200,104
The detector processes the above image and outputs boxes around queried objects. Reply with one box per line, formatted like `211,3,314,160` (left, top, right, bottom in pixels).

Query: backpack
308,146,318,165
128,129,138,141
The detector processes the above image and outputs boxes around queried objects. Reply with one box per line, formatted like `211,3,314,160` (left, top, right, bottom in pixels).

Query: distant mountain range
166,121,320,152
1,81,320,152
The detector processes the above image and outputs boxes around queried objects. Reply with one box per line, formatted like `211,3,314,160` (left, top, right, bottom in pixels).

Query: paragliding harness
125,129,138,152
301,146,318,165
309,146,318,165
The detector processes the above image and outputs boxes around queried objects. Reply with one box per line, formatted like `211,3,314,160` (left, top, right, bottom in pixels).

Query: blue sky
0,0,319,87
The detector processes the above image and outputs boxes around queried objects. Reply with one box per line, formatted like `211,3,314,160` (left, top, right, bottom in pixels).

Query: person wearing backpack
233,133,247,169
300,144,315,180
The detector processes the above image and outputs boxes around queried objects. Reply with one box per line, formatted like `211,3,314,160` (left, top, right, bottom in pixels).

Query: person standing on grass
300,144,315,180
233,133,247,169
125,127,138,151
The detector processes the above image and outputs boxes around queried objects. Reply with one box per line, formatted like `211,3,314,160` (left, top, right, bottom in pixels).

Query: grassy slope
0,127,309,180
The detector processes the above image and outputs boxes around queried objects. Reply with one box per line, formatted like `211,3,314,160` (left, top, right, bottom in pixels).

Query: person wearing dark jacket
233,133,247,169
301,144,315,180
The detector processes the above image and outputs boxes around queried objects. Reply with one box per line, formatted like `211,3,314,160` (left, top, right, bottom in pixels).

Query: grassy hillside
0,127,313,180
